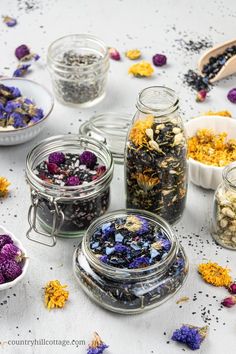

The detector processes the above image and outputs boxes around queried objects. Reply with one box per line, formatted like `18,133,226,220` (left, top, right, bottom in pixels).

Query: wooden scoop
198,38,236,83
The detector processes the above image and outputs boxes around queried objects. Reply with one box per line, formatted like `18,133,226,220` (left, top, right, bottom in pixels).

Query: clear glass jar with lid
47,34,109,107
25,135,113,246
73,209,188,314
212,162,236,250
125,86,188,224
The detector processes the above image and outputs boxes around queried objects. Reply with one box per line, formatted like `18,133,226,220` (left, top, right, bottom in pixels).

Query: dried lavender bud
0,234,13,250
1,243,23,262
227,88,236,103
80,151,97,169
152,54,167,66
15,44,30,60
2,259,22,281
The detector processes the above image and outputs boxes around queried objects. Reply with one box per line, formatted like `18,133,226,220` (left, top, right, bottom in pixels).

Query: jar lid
79,112,131,163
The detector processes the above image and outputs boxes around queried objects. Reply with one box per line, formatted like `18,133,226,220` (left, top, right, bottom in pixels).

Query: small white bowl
185,115,236,190
0,78,54,146
0,225,29,291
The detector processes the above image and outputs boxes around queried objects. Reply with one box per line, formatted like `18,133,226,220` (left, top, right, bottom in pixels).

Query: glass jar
47,34,109,107
73,209,188,314
125,86,188,224
25,135,114,246
212,162,236,250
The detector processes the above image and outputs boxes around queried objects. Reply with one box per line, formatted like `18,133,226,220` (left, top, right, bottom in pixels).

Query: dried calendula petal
44,280,69,310
198,262,232,287
126,49,141,60
0,177,10,197
129,115,154,146
128,61,154,77
203,110,232,117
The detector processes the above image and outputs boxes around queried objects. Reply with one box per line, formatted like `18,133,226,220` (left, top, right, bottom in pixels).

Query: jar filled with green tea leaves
125,86,188,224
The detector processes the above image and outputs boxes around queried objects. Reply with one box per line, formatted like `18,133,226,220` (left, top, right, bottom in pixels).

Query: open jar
124,86,188,224
73,209,188,314
212,162,236,250
47,34,109,107
25,135,113,246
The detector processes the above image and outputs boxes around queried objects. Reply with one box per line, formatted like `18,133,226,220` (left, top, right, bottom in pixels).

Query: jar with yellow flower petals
125,86,188,224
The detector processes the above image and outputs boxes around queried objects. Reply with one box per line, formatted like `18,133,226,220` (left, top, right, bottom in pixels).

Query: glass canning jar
125,86,188,224
25,135,114,246
212,162,236,250
73,209,189,314
47,34,109,107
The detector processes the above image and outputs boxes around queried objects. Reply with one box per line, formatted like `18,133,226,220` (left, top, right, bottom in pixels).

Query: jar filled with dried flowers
25,135,113,246
73,209,188,314
212,162,236,250
125,86,188,224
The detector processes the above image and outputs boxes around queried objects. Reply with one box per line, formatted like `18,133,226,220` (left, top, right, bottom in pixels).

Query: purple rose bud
228,282,236,294
79,151,97,169
109,47,121,61
196,89,207,102
1,243,23,262
0,271,5,284
2,259,22,281
227,88,236,104
48,152,65,165
15,44,30,60
65,176,81,186
47,162,59,175
221,295,236,308
152,53,167,67
0,234,13,250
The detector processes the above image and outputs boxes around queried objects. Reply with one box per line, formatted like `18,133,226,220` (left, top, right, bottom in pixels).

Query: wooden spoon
198,38,236,83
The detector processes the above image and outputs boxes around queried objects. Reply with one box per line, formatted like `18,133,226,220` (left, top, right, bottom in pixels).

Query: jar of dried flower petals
125,86,188,224
212,162,236,250
25,135,113,246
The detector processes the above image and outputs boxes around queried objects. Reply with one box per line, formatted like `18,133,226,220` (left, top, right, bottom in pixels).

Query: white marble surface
0,0,236,353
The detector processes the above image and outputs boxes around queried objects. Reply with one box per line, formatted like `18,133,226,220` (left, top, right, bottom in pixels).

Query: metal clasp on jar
26,189,64,247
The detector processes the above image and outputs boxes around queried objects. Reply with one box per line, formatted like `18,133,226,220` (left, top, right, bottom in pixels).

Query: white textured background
0,0,236,353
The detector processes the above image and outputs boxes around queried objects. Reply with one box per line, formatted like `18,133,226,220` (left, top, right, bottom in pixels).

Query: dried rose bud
221,295,236,308
109,47,121,61
152,53,167,67
196,90,207,102
227,88,236,104
15,44,30,60
47,163,59,175
228,282,236,294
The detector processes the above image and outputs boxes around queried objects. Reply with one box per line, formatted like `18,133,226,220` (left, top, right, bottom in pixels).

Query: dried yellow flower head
198,262,232,287
126,49,141,60
0,177,10,197
203,110,232,117
128,61,154,77
44,280,69,310
129,115,154,146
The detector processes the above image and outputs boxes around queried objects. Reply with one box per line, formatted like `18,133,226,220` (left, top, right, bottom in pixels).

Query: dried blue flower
0,234,13,250
128,256,150,269
114,244,127,253
13,64,31,77
105,247,115,255
91,242,99,249
4,101,22,113
87,332,108,354
48,152,65,165
80,151,97,169
172,325,208,350
11,112,26,128
100,255,108,263
3,16,17,27
34,54,40,61
115,233,124,242
15,44,30,60
136,216,149,235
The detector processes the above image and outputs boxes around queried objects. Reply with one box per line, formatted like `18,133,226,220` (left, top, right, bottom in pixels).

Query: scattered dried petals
128,61,154,77
176,296,189,304
44,280,69,310
198,262,232,287
152,53,167,66
227,88,236,103
126,49,141,60
87,332,108,354
3,16,17,27
13,64,31,77
196,89,207,102
0,177,10,197
221,295,236,308
108,47,120,61
203,110,232,117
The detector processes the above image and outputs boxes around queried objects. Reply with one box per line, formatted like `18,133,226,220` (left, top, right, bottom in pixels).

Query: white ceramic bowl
185,115,236,190
0,225,29,291
0,78,54,146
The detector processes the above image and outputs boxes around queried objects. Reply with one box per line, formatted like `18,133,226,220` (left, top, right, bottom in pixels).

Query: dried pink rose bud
15,44,30,60
228,282,236,294
152,53,167,67
221,295,236,308
196,90,207,102
47,162,59,174
109,47,121,61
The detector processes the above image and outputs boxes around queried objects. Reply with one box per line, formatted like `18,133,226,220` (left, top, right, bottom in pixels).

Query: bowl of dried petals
0,225,29,291
0,78,54,145
185,115,236,190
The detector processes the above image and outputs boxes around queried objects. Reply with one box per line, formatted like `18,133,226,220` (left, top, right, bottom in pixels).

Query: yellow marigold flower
129,115,154,146
203,110,232,117
0,177,10,197
44,280,69,310
128,61,154,77
134,173,159,191
198,262,232,287
125,49,141,60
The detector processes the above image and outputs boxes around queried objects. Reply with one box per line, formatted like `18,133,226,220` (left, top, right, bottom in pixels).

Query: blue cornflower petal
115,233,123,243
13,64,31,77
105,247,115,255
91,242,99,249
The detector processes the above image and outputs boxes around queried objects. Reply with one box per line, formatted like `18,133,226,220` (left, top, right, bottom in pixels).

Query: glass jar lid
79,112,132,163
